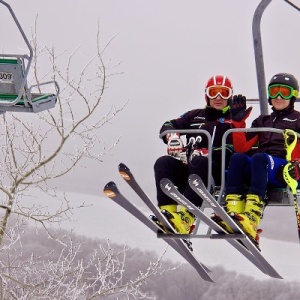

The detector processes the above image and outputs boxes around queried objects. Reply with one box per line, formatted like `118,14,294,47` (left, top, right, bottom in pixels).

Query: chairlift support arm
0,0,33,106
253,0,300,115
0,0,59,113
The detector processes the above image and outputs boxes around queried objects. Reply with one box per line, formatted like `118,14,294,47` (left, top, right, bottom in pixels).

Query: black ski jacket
160,106,233,148
234,107,300,159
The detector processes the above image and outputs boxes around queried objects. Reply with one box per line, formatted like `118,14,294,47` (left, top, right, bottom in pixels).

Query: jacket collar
205,105,230,120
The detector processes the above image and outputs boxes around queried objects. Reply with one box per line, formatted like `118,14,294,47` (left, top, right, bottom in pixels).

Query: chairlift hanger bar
0,0,33,106
0,0,59,113
247,98,300,103
252,0,300,115
284,0,300,11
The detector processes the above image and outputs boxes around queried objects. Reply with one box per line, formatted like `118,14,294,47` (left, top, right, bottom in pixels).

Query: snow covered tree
0,228,174,299
0,20,175,298
0,21,125,245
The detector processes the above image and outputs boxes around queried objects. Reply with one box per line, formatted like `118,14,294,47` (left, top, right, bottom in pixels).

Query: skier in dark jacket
154,75,252,234
221,73,300,243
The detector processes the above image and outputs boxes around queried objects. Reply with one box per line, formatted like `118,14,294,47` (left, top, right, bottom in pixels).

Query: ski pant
226,152,300,200
154,148,232,207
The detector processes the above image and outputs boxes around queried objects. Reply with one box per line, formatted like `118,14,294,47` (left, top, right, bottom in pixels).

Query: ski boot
179,206,195,250
160,205,195,234
233,194,264,246
160,205,195,251
255,229,263,245
212,194,245,233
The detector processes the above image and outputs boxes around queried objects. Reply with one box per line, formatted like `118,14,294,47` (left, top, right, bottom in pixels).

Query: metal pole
252,0,273,115
252,0,300,115
284,0,300,11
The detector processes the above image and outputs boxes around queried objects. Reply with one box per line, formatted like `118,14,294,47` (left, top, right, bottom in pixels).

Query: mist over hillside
22,188,300,283
11,224,300,300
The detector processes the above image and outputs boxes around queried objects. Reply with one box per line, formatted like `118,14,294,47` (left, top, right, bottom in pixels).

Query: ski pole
282,129,300,241
284,129,297,161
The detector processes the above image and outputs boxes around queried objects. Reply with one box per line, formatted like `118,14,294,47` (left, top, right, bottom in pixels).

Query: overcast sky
3,0,300,197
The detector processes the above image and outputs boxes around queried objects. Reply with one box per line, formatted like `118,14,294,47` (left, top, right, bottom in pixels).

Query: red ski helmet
205,75,233,104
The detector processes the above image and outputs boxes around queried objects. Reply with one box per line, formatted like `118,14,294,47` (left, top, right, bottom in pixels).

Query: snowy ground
22,188,300,283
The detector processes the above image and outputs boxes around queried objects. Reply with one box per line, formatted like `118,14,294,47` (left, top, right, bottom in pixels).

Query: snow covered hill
23,188,300,283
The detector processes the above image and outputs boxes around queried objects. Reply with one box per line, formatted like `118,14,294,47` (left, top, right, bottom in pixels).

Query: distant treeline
3,226,299,300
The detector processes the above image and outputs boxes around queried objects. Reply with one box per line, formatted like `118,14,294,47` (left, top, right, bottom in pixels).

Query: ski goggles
206,86,232,100
268,84,299,100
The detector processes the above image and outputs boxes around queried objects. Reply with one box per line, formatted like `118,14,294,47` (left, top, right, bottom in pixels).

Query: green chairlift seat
0,1,59,113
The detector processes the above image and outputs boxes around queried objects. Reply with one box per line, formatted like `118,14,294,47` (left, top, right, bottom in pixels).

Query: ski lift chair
0,0,59,113
249,0,300,205
219,128,299,207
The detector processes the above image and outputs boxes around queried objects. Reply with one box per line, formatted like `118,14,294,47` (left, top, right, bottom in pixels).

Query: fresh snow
23,189,300,283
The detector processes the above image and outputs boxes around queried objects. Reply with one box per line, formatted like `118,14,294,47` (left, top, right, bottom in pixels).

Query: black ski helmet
268,73,299,106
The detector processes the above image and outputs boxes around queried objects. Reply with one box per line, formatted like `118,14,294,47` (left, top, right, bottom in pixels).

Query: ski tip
118,163,129,172
118,163,132,181
188,174,201,182
119,170,131,181
103,181,118,198
160,178,170,187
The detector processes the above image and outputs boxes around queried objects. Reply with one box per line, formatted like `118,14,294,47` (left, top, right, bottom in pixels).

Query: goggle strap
293,90,299,98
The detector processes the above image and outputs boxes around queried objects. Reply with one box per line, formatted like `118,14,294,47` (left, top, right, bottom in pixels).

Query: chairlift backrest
0,57,24,95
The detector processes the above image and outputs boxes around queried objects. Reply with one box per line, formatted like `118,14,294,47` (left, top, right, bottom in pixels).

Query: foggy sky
2,0,300,196
2,0,300,283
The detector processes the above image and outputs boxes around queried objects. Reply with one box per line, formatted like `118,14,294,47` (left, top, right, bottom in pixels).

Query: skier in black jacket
154,75,251,234
221,73,300,243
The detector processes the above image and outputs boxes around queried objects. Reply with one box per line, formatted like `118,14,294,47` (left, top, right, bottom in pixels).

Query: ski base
157,232,246,239
211,213,260,251
150,215,193,250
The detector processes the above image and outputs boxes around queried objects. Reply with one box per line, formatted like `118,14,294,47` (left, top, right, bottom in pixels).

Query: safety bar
159,129,213,190
220,128,300,203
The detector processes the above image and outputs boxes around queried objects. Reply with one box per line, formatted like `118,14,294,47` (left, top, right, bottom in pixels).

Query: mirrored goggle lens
206,86,232,99
268,84,293,99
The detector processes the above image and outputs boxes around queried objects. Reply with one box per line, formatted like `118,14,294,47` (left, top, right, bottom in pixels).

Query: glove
178,151,188,164
190,148,208,160
231,107,252,125
167,133,184,158
229,95,252,128
230,94,247,117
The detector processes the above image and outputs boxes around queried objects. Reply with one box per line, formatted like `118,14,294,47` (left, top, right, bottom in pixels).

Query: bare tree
0,21,125,245
0,231,175,300
0,21,178,299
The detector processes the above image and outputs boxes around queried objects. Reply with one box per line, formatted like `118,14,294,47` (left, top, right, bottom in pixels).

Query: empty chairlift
0,0,59,113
